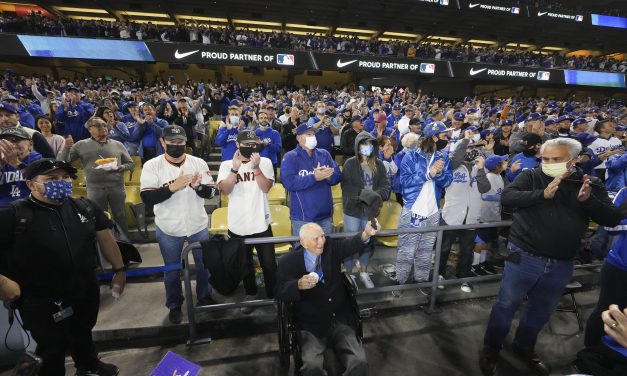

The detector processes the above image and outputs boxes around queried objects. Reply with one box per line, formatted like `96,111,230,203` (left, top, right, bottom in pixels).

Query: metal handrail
180,220,592,346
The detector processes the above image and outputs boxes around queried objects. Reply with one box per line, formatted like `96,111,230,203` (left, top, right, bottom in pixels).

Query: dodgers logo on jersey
452,171,468,183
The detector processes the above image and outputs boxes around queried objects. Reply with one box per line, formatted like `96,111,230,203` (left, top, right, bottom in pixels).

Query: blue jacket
130,117,168,159
280,146,342,222
108,122,131,144
307,116,337,154
577,146,601,176
507,153,540,182
215,126,239,161
605,188,627,272
391,149,409,193
256,126,282,166
0,152,42,207
386,113,402,144
364,109,377,133
56,101,94,141
401,149,452,209
605,153,627,193
18,111,35,129
23,103,44,119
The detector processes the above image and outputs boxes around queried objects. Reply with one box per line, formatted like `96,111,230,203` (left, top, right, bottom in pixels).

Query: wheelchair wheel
277,301,291,368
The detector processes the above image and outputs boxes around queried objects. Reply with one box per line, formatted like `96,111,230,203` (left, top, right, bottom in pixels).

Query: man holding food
59,117,133,236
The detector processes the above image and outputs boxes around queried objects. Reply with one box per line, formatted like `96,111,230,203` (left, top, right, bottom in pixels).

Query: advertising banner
535,9,585,22
451,62,564,84
311,52,450,76
463,0,524,16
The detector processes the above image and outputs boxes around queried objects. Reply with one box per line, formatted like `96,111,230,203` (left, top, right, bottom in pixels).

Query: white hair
401,132,420,148
540,137,582,158
299,222,323,241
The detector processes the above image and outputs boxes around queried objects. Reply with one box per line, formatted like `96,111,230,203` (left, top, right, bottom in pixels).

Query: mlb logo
439,0,449,5
537,71,551,81
511,7,520,14
420,63,435,74
277,54,295,66
575,15,583,22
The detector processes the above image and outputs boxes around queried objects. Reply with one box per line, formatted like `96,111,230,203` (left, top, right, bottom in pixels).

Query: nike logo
538,11,547,16
469,68,487,76
469,3,481,8
174,50,199,59
336,59,357,68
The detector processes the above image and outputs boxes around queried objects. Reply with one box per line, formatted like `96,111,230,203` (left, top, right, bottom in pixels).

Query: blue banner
563,70,626,88
17,35,154,61
591,14,627,29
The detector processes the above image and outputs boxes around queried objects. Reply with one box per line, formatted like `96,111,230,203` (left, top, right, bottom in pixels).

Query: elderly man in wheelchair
275,220,379,376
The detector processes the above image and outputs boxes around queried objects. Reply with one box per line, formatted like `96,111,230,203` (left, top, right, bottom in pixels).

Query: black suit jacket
275,234,366,338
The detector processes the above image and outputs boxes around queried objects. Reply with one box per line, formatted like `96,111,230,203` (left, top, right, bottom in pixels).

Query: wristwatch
230,168,239,174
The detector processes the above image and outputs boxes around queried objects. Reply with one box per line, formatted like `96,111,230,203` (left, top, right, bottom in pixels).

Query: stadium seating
376,201,402,247
125,185,148,238
331,184,342,204
268,205,292,254
268,183,287,206
209,207,229,235
332,202,344,232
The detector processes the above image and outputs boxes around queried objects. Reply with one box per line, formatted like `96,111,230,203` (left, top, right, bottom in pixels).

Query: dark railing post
182,242,206,346
425,229,444,314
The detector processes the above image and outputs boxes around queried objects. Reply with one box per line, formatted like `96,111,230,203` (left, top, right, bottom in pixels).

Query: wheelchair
277,272,363,375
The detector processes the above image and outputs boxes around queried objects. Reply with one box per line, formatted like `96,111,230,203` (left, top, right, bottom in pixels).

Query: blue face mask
37,180,73,202
360,144,374,157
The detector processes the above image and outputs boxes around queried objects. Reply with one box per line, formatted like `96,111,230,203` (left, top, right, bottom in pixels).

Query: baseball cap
544,119,556,126
527,112,543,121
409,118,422,126
467,108,478,115
375,113,388,122
126,101,137,108
228,99,241,109
2,95,17,102
295,123,318,136
466,125,480,132
66,84,79,92
488,108,498,117
162,125,187,141
574,132,598,146
237,129,259,143
351,115,362,123
521,132,543,147
243,106,253,112
572,118,588,128
0,102,17,114
392,103,402,110
453,112,465,121
21,159,78,180
500,119,513,127
423,121,453,137
405,105,416,112
0,127,31,140
485,155,509,170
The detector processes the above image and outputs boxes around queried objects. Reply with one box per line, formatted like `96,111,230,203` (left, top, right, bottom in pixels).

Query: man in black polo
275,220,379,375
0,159,126,376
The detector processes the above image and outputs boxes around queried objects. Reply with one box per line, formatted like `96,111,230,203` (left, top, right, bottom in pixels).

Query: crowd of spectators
1,11,625,73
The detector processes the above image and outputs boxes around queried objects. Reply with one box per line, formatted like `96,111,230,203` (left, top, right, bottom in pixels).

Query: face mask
464,149,480,162
359,144,374,157
316,107,326,115
559,127,570,133
36,180,73,202
522,148,537,157
435,139,448,150
542,160,572,178
229,116,240,125
166,144,186,158
239,145,257,159
304,136,317,150
472,134,481,143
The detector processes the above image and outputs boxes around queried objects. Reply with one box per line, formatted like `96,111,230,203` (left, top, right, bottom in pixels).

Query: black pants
394,192,403,207
142,147,157,164
584,262,627,347
18,282,100,376
439,219,476,278
228,225,277,298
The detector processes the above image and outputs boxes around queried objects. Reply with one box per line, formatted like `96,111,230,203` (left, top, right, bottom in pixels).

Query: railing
181,220,597,346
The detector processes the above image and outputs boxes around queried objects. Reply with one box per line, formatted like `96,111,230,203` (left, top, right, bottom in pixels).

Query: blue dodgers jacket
391,148,409,194
215,125,239,161
255,126,282,166
56,101,94,141
605,187,627,272
280,146,342,222
507,153,540,182
605,153,627,193
400,149,452,209
307,116,337,153
130,117,168,159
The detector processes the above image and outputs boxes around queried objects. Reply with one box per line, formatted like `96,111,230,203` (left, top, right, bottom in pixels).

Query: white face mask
472,134,481,143
304,136,317,150
541,159,572,178
316,107,326,115
229,115,240,125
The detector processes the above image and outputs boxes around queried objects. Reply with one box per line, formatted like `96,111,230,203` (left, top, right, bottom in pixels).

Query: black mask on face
522,148,537,157
465,149,481,162
166,144,185,158
435,139,448,150
559,127,570,133
239,144,264,158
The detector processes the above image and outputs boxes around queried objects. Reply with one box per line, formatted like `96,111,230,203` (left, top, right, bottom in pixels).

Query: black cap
237,130,259,143
409,118,422,126
521,132,543,147
351,115,362,123
162,125,187,141
21,159,78,180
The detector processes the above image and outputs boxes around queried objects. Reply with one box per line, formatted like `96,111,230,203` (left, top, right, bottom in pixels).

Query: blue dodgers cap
572,118,588,127
466,125,481,132
488,108,498,116
467,108,478,115
295,122,318,136
615,124,626,132
485,155,509,170
228,99,241,108
423,121,453,137
544,118,556,126
527,112,543,121
0,102,17,114
500,119,513,126
574,132,597,145
243,106,253,112
453,112,465,121
392,103,402,110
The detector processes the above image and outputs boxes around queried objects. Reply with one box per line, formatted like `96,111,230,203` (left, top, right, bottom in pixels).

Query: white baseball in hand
308,272,319,284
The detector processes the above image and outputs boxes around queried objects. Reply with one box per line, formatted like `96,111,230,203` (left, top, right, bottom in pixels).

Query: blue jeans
483,243,574,352
156,226,212,309
292,218,332,249
342,214,371,272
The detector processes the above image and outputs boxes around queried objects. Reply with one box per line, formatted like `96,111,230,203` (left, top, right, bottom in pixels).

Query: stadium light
505,43,533,48
427,36,462,42
467,39,497,45
336,27,376,34
177,15,229,23
119,11,170,18
129,19,175,25
541,46,567,51
285,24,329,31
66,15,116,22
383,31,419,38
54,7,109,14
333,33,371,40
232,19,282,27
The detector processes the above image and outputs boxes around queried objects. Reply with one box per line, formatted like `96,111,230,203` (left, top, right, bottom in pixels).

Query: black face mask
465,149,481,162
435,139,448,150
239,144,264,158
522,148,537,157
166,144,185,158
559,127,570,133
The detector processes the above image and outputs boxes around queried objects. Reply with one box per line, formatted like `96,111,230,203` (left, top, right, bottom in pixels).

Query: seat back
376,200,402,247
210,207,229,234
332,202,344,232
268,183,287,206
331,184,342,204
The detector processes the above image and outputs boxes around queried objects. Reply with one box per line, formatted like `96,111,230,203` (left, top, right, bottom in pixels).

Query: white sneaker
359,272,375,289
460,282,473,293
438,274,445,290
